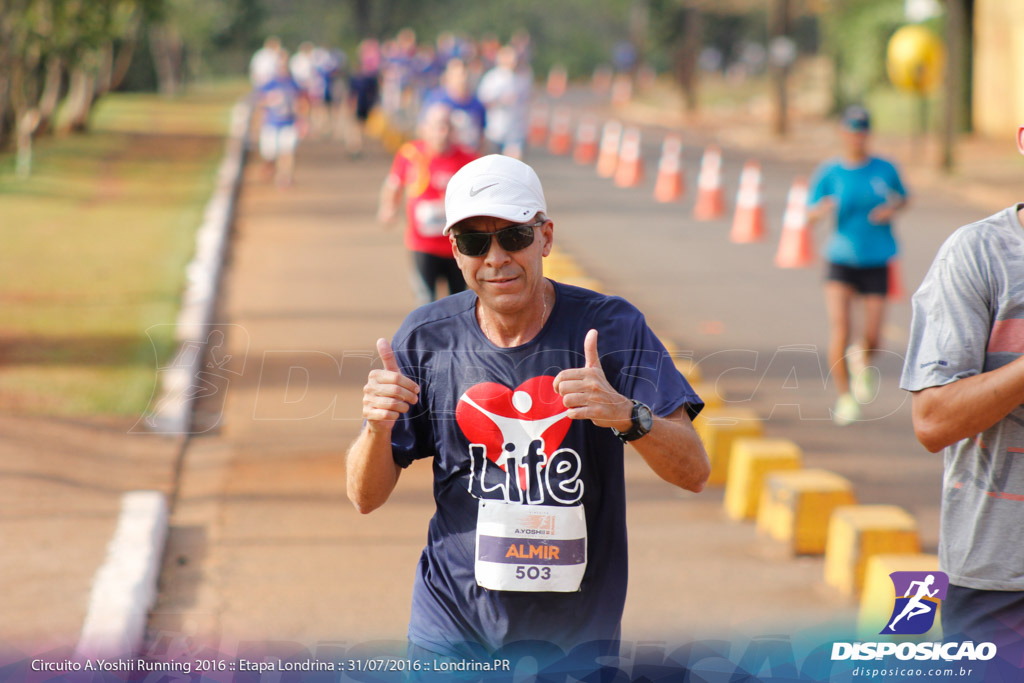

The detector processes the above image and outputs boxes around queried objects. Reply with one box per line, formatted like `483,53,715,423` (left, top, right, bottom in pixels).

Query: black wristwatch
612,400,654,443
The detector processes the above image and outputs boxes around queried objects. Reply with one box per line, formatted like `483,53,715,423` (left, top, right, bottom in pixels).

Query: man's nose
483,235,512,266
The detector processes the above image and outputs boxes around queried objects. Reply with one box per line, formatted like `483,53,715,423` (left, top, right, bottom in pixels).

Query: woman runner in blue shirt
808,105,909,426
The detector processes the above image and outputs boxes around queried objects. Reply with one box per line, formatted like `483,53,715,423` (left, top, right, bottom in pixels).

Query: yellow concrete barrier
545,262,586,280
689,382,722,411
692,408,762,486
724,438,802,521
672,357,703,384
824,505,920,598
757,468,857,555
382,128,407,154
365,109,387,138
560,276,605,293
857,553,941,640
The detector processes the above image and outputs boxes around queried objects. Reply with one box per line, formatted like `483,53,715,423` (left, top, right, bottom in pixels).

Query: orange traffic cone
693,145,725,221
527,105,548,148
596,120,622,178
887,259,905,301
614,127,644,188
774,177,815,268
573,116,599,165
653,134,685,203
547,64,568,98
730,161,766,243
547,107,572,156
611,74,633,106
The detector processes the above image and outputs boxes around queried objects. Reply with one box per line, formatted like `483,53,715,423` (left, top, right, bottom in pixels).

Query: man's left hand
553,329,632,431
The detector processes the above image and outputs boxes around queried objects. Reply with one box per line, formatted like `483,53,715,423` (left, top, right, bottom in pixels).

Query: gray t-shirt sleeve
900,227,993,392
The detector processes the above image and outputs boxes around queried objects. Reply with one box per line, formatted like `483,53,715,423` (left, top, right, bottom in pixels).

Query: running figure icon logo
881,571,949,635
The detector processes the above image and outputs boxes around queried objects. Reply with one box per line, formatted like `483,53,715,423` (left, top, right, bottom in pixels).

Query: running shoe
832,393,861,426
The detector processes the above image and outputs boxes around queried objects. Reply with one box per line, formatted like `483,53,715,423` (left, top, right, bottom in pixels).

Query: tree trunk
94,41,114,98
0,72,10,149
63,66,96,133
941,0,967,171
674,8,702,114
149,24,183,96
629,0,650,75
110,36,137,92
9,47,42,172
352,0,372,38
771,0,792,137
16,109,41,177
34,55,64,136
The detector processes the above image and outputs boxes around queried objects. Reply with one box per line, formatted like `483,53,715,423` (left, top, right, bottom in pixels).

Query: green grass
0,81,248,415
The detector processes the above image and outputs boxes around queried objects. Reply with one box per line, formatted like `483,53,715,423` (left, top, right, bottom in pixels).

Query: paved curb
75,492,169,658
144,100,252,435
74,100,252,658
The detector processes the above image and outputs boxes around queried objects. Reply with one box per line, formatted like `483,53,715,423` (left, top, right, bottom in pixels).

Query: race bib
414,200,446,237
475,499,587,592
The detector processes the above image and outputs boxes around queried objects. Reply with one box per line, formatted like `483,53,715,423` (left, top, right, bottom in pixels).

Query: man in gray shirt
901,202,1024,644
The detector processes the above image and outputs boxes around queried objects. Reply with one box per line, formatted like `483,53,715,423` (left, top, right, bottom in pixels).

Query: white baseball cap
442,154,547,235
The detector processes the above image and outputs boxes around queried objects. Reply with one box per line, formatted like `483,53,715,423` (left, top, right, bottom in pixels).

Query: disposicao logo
831,569,998,663
881,570,948,635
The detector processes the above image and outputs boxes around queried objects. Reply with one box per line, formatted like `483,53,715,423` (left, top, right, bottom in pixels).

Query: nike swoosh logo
469,183,498,197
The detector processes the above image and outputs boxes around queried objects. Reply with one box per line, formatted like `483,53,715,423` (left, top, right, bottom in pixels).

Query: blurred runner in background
808,105,908,426
422,59,487,152
346,39,381,158
377,103,477,304
249,36,282,91
477,45,531,159
257,50,308,187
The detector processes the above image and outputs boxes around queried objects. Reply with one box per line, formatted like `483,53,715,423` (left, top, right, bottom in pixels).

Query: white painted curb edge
75,491,169,658
144,100,252,435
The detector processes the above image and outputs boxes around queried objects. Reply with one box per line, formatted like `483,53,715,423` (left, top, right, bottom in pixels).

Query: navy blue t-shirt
389,281,702,658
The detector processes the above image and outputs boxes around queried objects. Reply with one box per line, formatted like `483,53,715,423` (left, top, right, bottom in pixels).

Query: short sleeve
886,161,908,199
900,230,991,392
595,301,703,421
808,162,835,206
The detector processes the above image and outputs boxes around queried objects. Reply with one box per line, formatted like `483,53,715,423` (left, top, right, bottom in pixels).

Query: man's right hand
362,337,420,430
376,204,397,225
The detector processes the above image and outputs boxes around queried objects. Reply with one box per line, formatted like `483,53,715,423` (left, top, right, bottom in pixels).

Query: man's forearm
377,181,401,223
912,356,1024,452
346,424,401,513
632,411,710,493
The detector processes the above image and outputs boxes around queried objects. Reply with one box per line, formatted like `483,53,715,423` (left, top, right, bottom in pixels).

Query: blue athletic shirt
808,156,908,268
421,88,487,149
388,280,703,659
259,76,302,128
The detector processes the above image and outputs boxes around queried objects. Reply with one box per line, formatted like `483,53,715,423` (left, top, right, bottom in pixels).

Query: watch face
637,402,654,432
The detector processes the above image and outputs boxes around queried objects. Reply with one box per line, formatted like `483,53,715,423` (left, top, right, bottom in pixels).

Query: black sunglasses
453,220,543,257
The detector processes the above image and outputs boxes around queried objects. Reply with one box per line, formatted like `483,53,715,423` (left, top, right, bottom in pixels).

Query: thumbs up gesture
553,329,633,431
363,337,421,430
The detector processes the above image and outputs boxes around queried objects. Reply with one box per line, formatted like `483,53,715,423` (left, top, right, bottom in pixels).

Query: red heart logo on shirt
456,376,571,488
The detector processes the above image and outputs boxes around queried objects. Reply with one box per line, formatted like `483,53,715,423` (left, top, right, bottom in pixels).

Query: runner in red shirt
378,102,477,304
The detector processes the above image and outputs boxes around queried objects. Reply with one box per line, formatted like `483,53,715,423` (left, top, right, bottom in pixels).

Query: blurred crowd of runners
247,29,537,186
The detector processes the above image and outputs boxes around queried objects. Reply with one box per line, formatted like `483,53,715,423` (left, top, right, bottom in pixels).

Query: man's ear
540,221,554,257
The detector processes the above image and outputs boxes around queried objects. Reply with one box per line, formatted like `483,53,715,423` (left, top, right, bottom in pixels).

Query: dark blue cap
842,105,871,132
